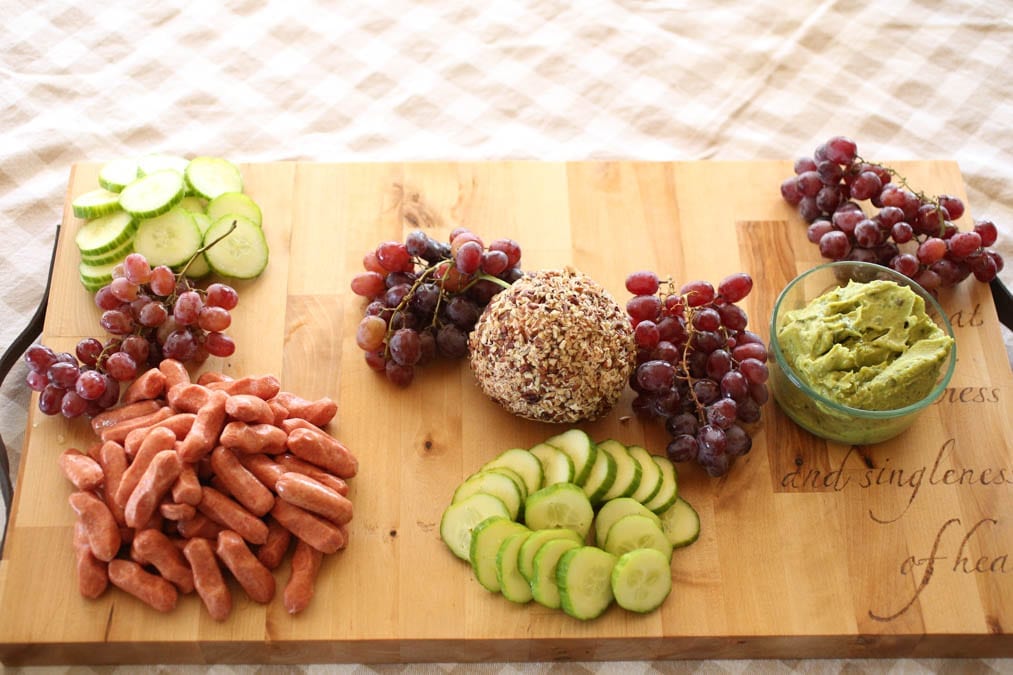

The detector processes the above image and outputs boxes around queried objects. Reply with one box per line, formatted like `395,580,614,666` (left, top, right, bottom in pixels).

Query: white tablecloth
2,1,1011,673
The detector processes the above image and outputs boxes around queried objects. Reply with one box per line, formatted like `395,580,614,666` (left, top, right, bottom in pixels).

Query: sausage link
159,358,191,389
122,367,167,404
85,441,104,462
267,399,289,426
170,464,203,506
177,390,228,462
206,374,281,399
237,454,286,490
182,537,231,621
108,559,178,613
215,530,275,604
115,426,177,509
124,450,183,529
271,392,337,427
96,440,128,525
277,453,350,496
155,412,198,440
219,421,287,454
279,417,318,435
68,491,122,562
210,446,275,516
159,501,197,521
131,528,195,594
197,486,269,545
197,371,232,386
255,516,292,570
225,394,275,425
166,382,212,414
176,513,225,540
284,539,323,614
275,472,353,525
99,406,173,443
73,520,109,599
285,427,358,478
90,399,162,435
59,448,104,491
270,500,346,554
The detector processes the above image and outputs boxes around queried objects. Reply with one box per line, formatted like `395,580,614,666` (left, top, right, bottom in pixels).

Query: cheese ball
468,268,636,423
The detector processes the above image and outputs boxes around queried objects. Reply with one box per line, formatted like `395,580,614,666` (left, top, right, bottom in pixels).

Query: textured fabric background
1,1,1011,673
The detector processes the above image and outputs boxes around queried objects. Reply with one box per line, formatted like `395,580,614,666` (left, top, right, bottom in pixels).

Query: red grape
206,282,240,310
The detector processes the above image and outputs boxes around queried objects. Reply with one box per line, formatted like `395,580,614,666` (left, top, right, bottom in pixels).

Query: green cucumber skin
610,548,672,614
556,546,617,620
203,216,269,280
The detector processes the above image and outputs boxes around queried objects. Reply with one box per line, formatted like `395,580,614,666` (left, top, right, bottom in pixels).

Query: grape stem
379,257,511,357
659,276,709,426
852,156,949,237
177,220,238,282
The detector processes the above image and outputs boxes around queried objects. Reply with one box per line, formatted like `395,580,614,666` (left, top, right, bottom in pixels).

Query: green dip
776,279,954,410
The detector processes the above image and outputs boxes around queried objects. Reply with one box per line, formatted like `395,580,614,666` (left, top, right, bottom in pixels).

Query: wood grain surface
0,161,1010,665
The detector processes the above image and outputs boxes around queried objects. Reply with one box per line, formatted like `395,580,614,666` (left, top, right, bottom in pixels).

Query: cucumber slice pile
71,155,269,290
439,429,701,621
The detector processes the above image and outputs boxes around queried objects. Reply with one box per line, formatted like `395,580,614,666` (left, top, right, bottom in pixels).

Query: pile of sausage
58,359,356,620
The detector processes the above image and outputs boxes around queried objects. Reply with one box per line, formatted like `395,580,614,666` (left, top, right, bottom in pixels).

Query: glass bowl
768,261,956,445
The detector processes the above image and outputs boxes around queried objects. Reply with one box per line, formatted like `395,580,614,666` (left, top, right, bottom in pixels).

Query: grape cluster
25,251,240,418
626,271,767,478
780,136,1004,290
351,228,523,387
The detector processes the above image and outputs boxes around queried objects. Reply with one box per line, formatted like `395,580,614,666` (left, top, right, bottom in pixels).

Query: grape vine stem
659,276,710,425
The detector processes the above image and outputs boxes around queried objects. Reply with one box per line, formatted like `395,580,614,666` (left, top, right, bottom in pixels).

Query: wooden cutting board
1,161,1010,665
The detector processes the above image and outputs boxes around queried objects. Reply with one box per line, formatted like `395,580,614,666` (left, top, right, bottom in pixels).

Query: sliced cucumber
81,238,134,267
470,517,528,593
133,207,202,268
119,169,185,219
207,191,262,227
203,215,269,280
191,212,212,236
544,429,597,486
530,538,581,609
440,492,510,561
487,465,529,503
80,274,109,293
97,158,139,193
482,448,543,497
556,546,617,620
178,195,208,214
523,482,593,540
642,455,679,515
628,445,663,505
185,156,243,200
496,530,534,603
517,527,584,583
452,469,524,521
75,211,137,257
180,212,212,278
530,442,574,486
72,188,122,219
657,496,701,549
137,153,189,177
596,440,642,502
78,258,119,287
580,442,616,505
611,548,672,614
603,513,673,561
594,497,661,549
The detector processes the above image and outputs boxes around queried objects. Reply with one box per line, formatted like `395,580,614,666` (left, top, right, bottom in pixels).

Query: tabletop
1,1,1011,674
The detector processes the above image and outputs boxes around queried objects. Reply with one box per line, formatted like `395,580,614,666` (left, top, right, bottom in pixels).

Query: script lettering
948,303,985,328
933,386,1001,405
870,517,1009,622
